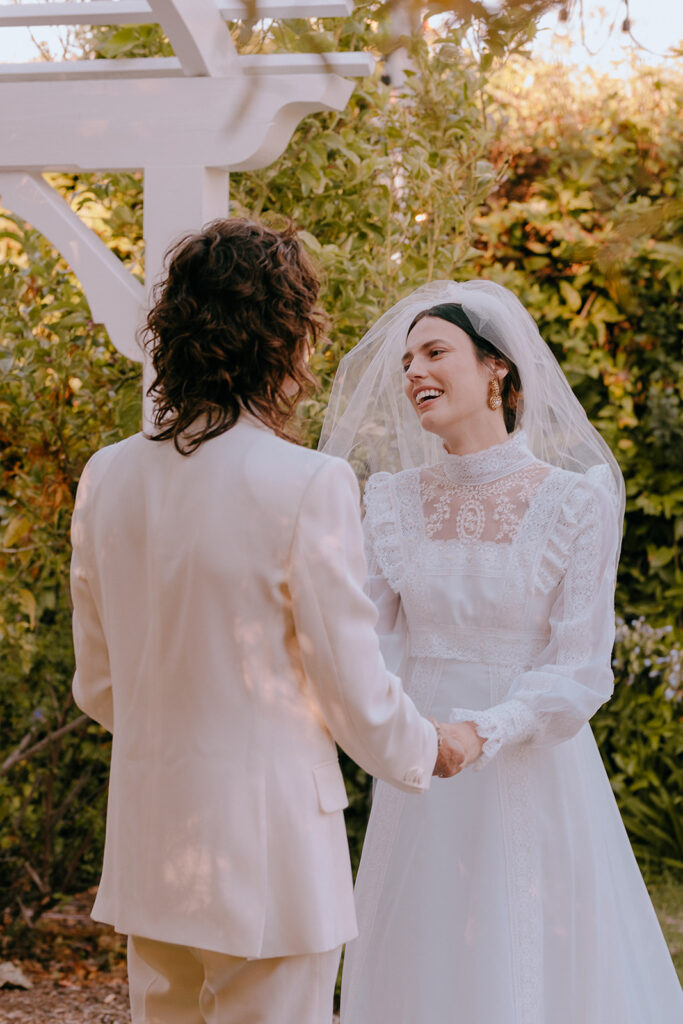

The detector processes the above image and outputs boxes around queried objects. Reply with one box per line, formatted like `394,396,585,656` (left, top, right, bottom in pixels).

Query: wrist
429,717,444,775
430,717,443,748
462,721,485,762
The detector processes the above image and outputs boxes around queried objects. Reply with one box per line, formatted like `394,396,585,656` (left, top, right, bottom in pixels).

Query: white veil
319,279,625,535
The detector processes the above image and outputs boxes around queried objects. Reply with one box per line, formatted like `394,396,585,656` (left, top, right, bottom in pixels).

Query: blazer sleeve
450,481,619,768
289,457,438,793
70,455,114,733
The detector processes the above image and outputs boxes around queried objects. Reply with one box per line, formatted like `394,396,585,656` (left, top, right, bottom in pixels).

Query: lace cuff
363,472,403,592
449,699,538,770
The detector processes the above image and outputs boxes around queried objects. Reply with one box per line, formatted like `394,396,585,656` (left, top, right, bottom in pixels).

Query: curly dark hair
142,218,326,454
408,303,522,433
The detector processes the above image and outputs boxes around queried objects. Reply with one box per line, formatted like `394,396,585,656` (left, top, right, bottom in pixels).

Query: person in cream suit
71,219,473,1024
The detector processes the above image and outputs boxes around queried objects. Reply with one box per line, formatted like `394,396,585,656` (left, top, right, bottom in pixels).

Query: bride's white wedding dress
341,431,683,1024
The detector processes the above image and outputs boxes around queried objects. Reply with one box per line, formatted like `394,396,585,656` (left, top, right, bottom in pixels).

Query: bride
319,280,683,1023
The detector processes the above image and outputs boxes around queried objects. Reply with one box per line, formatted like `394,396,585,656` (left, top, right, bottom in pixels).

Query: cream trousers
127,935,341,1024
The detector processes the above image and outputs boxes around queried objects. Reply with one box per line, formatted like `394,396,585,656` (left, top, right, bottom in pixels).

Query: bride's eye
430,348,444,358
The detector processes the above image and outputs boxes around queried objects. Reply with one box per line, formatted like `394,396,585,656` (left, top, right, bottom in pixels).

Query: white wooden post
141,166,230,427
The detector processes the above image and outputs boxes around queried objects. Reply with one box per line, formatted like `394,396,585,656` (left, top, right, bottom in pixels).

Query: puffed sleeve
70,453,114,733
289,457,437,793
450,479,620,768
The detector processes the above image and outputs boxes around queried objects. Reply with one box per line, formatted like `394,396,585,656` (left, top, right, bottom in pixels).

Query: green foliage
0,216,141,914
87,22,173,61
593,618,683,877
465,63,683,625
339,753,374,879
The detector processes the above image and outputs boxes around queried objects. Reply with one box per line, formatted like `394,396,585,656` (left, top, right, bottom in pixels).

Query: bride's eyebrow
401,339,450,366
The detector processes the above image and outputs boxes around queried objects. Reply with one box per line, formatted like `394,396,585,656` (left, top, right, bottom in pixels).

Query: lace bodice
362,432,620,767
419,460,550,543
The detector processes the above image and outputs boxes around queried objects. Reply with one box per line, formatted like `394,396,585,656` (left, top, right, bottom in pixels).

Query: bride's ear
485,357,508,382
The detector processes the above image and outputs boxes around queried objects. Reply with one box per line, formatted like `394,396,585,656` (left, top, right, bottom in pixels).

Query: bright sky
532,0,682,74
0,0,681,70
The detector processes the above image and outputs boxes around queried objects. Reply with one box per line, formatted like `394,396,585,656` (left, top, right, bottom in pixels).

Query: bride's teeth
417,389,442,405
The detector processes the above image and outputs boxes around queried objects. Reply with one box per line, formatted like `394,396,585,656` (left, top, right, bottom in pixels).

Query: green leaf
559,280,582,312
17,589,37,630
3,516,31,547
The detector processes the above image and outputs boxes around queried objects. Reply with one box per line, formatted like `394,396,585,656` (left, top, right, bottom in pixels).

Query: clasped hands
431,720,484,778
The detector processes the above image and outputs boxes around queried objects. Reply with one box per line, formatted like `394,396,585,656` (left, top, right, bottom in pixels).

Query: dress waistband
407,624,549,666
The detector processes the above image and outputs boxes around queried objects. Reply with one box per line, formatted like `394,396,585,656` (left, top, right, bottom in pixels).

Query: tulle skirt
341,659,683,1024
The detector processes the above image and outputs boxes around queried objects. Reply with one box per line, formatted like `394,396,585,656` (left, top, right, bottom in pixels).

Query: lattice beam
0,0,354,28
0,73,355,171
0,52,373,81
147,0,237,77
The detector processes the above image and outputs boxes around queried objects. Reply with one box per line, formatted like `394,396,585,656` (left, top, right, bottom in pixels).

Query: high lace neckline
436,430,535,485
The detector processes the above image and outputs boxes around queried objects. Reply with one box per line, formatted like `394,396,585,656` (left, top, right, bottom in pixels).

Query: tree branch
1,715,89,775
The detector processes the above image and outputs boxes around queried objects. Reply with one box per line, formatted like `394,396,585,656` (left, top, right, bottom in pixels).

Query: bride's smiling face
402,316,496,441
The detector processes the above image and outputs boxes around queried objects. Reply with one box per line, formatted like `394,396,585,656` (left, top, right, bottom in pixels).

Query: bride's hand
448,721,485,767
431,720,484,776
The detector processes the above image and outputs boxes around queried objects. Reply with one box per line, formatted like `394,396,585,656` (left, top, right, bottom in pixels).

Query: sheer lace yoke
421,432,550,543
420,462,550,543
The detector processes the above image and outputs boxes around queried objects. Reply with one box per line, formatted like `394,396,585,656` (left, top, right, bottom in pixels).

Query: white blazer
70,414,437,958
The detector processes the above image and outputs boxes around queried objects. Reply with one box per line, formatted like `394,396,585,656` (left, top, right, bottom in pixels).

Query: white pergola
0,0,371,416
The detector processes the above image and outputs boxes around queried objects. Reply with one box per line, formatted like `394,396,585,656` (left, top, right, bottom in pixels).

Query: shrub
0,216,140,917
593,618,683,878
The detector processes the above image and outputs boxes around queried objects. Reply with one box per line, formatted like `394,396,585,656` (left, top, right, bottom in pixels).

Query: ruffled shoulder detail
363,472,405,592
585,462,621,512
535,474,602,595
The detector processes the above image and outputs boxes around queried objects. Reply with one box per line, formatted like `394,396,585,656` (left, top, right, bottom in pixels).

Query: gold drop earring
488,376,502,410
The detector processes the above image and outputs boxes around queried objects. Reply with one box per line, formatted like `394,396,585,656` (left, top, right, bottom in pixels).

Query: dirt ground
0,891,130,1024
0,973,130,1024
0,890,342,1023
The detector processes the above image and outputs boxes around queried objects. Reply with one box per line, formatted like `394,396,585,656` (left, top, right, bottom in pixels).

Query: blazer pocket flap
313,760,349,813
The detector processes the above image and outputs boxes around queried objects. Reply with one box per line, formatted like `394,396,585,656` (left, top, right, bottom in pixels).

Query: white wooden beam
240,51,373,75
147,0,237,77
0,0,353,28
0,58,182,82
0,51,374,81
0,2,156,27
0,72,354,169
218,0,354,16
0,172,145,362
